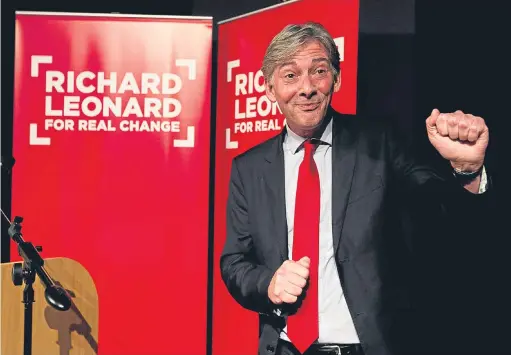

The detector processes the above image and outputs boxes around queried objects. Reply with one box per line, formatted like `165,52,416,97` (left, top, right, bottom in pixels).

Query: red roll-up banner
12,12,212,355
214,1,359,354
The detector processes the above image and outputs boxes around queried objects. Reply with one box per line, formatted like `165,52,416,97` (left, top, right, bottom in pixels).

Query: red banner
214,1,359,354
12,12,212,355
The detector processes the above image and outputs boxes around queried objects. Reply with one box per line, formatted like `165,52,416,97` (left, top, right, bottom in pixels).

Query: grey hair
261,22,340,84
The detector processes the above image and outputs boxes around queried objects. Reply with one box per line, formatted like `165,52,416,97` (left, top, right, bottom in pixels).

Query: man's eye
316,69,327,74
285,73,295,79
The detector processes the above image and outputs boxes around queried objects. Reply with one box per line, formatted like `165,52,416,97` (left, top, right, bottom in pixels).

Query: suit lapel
262,131,288,262
332,115,359,255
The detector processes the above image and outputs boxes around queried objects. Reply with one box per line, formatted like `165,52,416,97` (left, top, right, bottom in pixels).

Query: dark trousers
276,339,365,355
275,339,300,355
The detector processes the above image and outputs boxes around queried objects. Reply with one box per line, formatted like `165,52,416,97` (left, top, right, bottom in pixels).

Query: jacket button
266,345,275,353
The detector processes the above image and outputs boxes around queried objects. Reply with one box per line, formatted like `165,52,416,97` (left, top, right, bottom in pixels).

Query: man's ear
333,70,341,92
265,80,276,102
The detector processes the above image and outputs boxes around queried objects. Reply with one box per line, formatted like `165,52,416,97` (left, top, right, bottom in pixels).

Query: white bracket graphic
31,55,53,77
174,126,195,148
227,60,240,82
29,124,51,146
176,59,196,80
333,37,345,62
225,128,238,149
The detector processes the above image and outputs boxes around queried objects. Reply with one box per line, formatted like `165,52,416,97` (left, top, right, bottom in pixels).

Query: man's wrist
450,161,484,174
452,165,483,185
451,160,483,182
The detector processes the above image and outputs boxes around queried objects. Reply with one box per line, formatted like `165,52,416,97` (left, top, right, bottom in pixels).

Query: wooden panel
1,257,99,355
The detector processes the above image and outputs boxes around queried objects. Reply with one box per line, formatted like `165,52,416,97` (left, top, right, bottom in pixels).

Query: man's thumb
426,108,440,129
298,256,310,267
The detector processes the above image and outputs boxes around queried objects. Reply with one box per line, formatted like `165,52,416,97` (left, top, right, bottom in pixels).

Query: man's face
265,40,340,135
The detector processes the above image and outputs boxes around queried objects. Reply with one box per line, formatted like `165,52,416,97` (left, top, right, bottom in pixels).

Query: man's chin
298,118,324,132
300,110,326,126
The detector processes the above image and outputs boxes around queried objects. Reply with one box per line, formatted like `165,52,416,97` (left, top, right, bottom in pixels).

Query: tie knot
303,140,317,157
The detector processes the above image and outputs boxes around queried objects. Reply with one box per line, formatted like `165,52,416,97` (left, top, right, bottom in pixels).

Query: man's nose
299,75,317,98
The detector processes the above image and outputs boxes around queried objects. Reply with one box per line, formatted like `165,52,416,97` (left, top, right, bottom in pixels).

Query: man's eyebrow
311,57,329,64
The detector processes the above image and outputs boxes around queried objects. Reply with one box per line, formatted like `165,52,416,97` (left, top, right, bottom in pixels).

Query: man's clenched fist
426,108,489,172
268,257,310,305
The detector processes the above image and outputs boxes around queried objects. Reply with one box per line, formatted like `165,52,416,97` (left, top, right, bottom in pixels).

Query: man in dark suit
220,23,491,355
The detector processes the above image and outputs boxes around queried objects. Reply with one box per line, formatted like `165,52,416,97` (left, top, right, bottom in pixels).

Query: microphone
9,216,72,311
45,282,72,311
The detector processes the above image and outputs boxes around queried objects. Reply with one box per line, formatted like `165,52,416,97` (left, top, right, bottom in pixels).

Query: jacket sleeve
219,157,277,315
385,122,493,219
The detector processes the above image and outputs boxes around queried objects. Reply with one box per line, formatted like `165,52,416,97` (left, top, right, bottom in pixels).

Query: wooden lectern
1,257,99,355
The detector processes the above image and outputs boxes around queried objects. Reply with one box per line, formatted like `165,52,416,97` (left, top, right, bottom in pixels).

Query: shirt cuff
258,308,283,317
478,166,488,194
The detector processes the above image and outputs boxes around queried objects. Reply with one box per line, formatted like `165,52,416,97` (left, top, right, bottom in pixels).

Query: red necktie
288,140,320,354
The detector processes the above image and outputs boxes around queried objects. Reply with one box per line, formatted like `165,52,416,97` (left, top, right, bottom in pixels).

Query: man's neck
287,115,332,140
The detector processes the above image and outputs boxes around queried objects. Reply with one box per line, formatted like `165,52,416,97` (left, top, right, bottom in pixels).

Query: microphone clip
9,217,45,274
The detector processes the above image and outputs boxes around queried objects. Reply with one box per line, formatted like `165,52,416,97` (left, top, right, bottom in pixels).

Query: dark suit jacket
220,109,492,355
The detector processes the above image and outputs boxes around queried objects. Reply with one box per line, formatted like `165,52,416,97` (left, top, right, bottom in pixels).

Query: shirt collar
284,116,333,154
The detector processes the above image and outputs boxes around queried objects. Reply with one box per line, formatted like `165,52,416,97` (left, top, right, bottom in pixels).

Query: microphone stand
4,214,72,355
